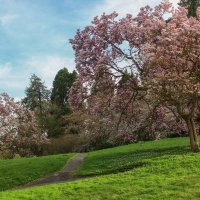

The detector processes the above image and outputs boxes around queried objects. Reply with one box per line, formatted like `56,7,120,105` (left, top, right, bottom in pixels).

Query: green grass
2,137,200,199
78,137,190,176
0,153,74,191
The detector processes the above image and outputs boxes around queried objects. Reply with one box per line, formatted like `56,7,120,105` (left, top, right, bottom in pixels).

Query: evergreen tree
41,68,77,137
51,68,77,110
22,74,50,114
179,0,200,18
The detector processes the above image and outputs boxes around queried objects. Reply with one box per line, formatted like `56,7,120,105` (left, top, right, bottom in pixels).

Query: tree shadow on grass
78,146,191,177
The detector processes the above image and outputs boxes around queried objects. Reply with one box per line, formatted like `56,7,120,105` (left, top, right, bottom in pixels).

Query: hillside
1,137,200,199
0,154,74,191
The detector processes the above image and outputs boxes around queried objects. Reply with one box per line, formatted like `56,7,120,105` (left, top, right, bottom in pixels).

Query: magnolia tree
70,72,186,150
70,1,200,152
141,4,200,151
0,93,48,157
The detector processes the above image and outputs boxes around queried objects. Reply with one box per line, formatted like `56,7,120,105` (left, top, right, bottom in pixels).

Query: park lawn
0,153,74,191
78,137,191,176
1,152,200,199
2,137,200,199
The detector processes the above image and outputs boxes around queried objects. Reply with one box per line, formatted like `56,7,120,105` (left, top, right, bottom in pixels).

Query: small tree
22,74,50,114
0,93,48,157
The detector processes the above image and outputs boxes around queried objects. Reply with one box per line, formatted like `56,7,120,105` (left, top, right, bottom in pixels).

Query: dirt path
18,153,87,189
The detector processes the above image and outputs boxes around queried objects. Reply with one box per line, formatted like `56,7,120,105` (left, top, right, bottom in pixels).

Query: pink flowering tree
70,1,200,152
0,93,48,157
141,4,200,151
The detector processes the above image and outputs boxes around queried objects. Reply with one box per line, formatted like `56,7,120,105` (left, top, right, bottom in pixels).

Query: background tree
42,68,77,138
0,93,48,158
70,70,186,151
40,103,66,138
179,0,200,17
22,74,50,114
51,68,77,113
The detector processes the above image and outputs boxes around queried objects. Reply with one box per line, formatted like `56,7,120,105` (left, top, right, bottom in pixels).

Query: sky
0,0,179,100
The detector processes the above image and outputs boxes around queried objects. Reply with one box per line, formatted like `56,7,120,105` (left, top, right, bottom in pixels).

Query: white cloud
26,55,75,88
92,0,179,18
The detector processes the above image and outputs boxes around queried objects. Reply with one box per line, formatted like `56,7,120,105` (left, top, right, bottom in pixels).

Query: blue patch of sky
0,0,178,99
0,0,100,98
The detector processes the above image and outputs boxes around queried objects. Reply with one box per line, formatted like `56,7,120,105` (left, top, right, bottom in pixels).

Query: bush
0,150,21,160
43,134,80,155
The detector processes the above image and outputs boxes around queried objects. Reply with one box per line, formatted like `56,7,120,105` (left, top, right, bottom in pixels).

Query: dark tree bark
186,117,200,152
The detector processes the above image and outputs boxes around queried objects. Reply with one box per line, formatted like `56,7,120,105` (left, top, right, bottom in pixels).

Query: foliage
74,112,138,151
0,93,48,157
63,111,87,135
69,70,186,151
51,68,77,110
38,103,66,138
2,137,200,199
141,2,200,151
0,153,74,191
179,0,200,17
0,150,20,160
44,134,80,155
39,68,77,138
22,74,50,114
22,69,77,138
69,1,200,152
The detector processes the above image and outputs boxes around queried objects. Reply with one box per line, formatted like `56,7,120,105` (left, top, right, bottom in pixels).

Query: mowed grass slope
0,153,74,191
1,137,200,199
78,137,190,176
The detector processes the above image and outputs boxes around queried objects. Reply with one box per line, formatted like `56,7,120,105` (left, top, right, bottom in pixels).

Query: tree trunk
38,90,42,115
186,118,200,152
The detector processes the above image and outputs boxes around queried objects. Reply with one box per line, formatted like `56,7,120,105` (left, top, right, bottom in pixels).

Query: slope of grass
0,153,74,191
78,137,190,176
1,137,200,199
1,153,200,199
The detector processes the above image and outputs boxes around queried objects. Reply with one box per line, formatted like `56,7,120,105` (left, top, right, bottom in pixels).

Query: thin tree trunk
186,118,200,152
38,90,42,115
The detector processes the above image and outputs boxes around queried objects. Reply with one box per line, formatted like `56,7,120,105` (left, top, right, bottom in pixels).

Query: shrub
43,134,80,155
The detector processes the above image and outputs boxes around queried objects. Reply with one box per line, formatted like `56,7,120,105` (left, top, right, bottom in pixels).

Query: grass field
78,137,190,176
0,153,74,191
1,137,200,199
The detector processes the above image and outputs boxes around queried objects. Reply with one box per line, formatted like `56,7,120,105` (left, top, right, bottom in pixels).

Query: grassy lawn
78,137,191,176
1,137,200,199
0,153,74,191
